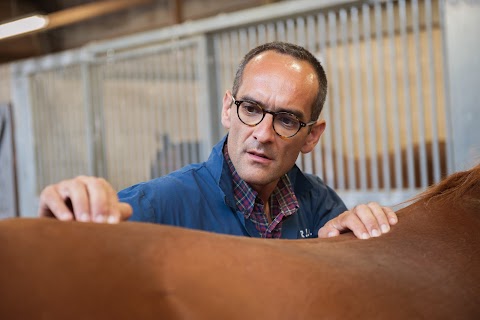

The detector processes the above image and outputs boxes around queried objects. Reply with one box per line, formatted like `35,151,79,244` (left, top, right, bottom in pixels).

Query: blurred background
0,0,479,218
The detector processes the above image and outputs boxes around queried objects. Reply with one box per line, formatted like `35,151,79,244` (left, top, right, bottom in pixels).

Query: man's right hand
38,176,133,223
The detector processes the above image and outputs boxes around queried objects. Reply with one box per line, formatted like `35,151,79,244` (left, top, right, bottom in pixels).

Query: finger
317,212,345,238
118,202,133,221
367,202,391,234
317,224,340,238
318,211,370,240
384,206,398,225
38,185,74,221
353,204,381,238
59,178,91,222
78,176,111,223
102,178,129,224
340,210,371,239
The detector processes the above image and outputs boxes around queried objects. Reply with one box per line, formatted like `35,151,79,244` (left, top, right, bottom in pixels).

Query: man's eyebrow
240,95,306,120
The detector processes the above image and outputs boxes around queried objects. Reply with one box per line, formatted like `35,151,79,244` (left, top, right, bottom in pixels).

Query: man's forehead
247,51,315,79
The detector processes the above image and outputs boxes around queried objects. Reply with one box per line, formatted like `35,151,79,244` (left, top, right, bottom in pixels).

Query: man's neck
250,180,278,206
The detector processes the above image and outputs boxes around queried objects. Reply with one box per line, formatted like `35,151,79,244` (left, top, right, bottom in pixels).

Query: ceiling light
0,15,49,40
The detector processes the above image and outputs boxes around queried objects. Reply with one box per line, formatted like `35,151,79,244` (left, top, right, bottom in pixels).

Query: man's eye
277,114,298,128
242,104,261,114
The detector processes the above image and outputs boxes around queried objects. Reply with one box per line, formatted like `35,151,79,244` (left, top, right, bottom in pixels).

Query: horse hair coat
1,165,479,319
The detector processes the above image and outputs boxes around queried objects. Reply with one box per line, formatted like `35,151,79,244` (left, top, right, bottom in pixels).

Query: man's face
221,51,325,194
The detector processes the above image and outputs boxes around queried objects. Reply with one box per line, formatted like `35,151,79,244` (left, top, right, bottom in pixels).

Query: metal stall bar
328,11,346,190
307,14,325,179
424,0,441,183
339,8,356,190
398,0,415,189
386,1,403,190
374,1,391,191
317,12,335,188
350,6,367,191
296,16,314,173
362,3,379,190
411,0,429,188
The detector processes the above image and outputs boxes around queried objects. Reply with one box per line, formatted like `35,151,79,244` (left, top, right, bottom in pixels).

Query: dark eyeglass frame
232,96,316,138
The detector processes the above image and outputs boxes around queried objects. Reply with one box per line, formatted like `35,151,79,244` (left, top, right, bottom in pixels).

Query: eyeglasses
232,96,316,138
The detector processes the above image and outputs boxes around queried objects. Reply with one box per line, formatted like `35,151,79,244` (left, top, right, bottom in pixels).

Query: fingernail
94,215,105,223
79,213,90,222
389,217,398,224
328,231,337,238
362,232,370,239
107,215,119,224
60,212,71,220
381,224,389,233
371,229,380,237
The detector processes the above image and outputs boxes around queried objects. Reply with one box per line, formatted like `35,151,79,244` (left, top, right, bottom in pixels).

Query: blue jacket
119,136,347,239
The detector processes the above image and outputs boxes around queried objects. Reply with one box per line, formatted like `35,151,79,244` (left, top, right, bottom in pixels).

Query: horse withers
0,165,479,319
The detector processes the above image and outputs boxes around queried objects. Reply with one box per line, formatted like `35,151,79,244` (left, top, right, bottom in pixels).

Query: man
38,42,397,239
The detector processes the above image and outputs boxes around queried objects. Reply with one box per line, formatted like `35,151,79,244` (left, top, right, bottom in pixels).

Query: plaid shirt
224,144,299,238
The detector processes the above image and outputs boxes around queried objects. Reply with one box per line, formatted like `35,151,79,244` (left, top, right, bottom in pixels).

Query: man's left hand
318,202,397,239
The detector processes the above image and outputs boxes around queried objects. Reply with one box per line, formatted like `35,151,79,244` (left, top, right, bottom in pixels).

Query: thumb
317,212,349,238
317,224,341,238
118,202,133,220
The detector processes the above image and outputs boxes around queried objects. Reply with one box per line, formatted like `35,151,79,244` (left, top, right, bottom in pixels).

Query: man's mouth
247,150,272,160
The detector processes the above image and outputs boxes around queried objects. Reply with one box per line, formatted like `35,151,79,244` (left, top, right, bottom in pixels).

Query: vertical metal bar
276,20,286,42
339,8,356,190
213,34,225,142
119,58,130,186
158,50,169,176
304,15,317,175
82,61,95,176
95,59,108,180
148,54,157,178
30,76,42,190
374,1,390,191
286,18,295,43
41,72,53,187
176,48,188,168
173,47,183,171
307,14,323,178
231,30,241,84
399,0,415,189
438,0,453,175
219,33,231,97
425,0,441,183
196,36,216,161
318,12,335,187
106,56,118,185
351,6,367,191
143,55,153,179
184,46,193,164
266,22,276,42
257,24,266,44
248,26,257,49
411,0,428,188
386,0,403,189
136,56,147,179
296,16,306,47
362,3,379,190
297,15,313,173
329,11,345,189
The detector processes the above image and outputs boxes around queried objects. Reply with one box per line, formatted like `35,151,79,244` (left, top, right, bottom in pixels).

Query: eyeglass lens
237,101,301,137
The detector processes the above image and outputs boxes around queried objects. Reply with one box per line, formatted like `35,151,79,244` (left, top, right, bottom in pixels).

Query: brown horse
0,165,479,319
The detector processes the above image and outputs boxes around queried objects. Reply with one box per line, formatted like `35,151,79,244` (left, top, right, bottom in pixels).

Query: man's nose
252,113,276,142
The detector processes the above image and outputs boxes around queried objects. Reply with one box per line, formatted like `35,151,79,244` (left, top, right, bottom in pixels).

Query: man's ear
221,91,233,129
301,120,326,154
